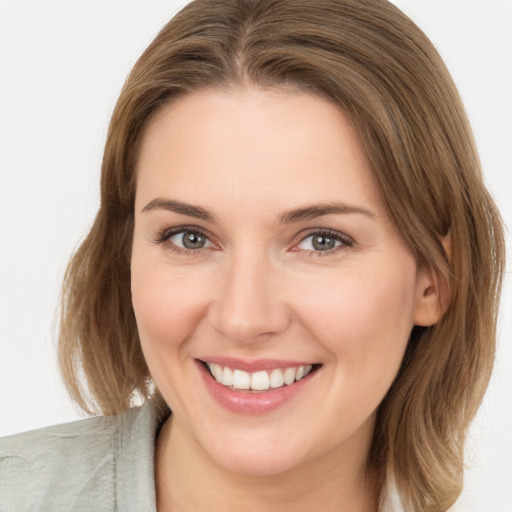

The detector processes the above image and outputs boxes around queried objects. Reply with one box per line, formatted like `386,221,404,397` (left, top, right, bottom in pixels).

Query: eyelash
295,229,354,257
154,226,354,256
154,226,214,256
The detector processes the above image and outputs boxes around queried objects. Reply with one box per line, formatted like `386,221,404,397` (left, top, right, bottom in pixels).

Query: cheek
292,263,418,437
295,261,418,376
130,261,209,359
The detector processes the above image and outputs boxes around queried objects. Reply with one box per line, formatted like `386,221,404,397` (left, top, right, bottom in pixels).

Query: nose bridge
208,244,289,343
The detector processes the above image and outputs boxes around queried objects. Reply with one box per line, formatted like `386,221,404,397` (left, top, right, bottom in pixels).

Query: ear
413,236,451,327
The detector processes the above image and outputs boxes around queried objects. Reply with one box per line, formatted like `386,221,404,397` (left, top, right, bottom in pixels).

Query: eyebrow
141,198,375,224
141,198,216,222
278,202,376,224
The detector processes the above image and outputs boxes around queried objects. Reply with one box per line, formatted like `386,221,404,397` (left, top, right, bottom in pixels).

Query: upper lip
198,356,319,373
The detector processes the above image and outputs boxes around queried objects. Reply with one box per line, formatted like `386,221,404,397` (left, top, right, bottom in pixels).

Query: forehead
135,87,385,220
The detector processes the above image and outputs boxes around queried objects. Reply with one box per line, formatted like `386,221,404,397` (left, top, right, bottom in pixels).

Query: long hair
58,1,505,509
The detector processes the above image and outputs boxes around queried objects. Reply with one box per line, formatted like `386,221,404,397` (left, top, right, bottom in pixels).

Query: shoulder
0,409,118,462
0,400,167,512
0,412,117,511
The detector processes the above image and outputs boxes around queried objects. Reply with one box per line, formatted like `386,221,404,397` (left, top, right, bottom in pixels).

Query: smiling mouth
201,361,321,393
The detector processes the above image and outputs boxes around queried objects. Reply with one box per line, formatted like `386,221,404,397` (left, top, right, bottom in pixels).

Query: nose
207,249,291,344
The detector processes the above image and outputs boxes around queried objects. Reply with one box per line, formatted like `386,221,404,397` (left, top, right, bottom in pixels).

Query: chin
209,445,308,477
196,425,317,477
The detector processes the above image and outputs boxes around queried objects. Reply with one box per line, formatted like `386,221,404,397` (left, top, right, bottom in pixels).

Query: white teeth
283,367,296,385
251,371,270,391
211,363,223,383
232,369,251,390
269,368,284,388
206,362,316,391
222,366,233,386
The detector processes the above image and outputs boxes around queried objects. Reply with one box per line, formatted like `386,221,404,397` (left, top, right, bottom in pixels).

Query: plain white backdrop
0,1,511,510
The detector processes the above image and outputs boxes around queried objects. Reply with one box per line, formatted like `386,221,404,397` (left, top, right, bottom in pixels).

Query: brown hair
58,0,505,509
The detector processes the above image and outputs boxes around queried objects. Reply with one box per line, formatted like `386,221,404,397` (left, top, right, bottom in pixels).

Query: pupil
312,235,335,251
182,232,205,249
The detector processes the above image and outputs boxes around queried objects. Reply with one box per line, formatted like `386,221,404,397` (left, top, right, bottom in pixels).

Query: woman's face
131,87,435,476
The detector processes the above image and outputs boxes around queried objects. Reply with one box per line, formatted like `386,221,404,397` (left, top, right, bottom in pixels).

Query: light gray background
1,1,511,510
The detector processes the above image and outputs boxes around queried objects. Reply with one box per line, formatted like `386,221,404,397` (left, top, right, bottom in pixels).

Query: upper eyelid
155,225,353,249
155,226,217,253
158,225,211,239
294,228,353,243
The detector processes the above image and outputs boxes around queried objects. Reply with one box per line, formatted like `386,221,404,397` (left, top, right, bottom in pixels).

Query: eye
154,226,215,253
295,230,352,253
168,230,212,250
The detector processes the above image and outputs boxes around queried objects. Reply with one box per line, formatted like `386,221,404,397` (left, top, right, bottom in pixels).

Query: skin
130,87,443,511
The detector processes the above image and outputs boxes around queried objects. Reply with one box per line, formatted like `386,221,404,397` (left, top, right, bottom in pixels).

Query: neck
155,416,379,512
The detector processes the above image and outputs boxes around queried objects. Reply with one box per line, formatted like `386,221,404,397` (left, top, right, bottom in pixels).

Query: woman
0,0,505,510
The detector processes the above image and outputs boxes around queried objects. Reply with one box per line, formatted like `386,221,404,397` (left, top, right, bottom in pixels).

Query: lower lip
198,361,317,415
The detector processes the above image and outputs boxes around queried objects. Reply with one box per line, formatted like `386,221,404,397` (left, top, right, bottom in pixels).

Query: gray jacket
0,400,168,512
